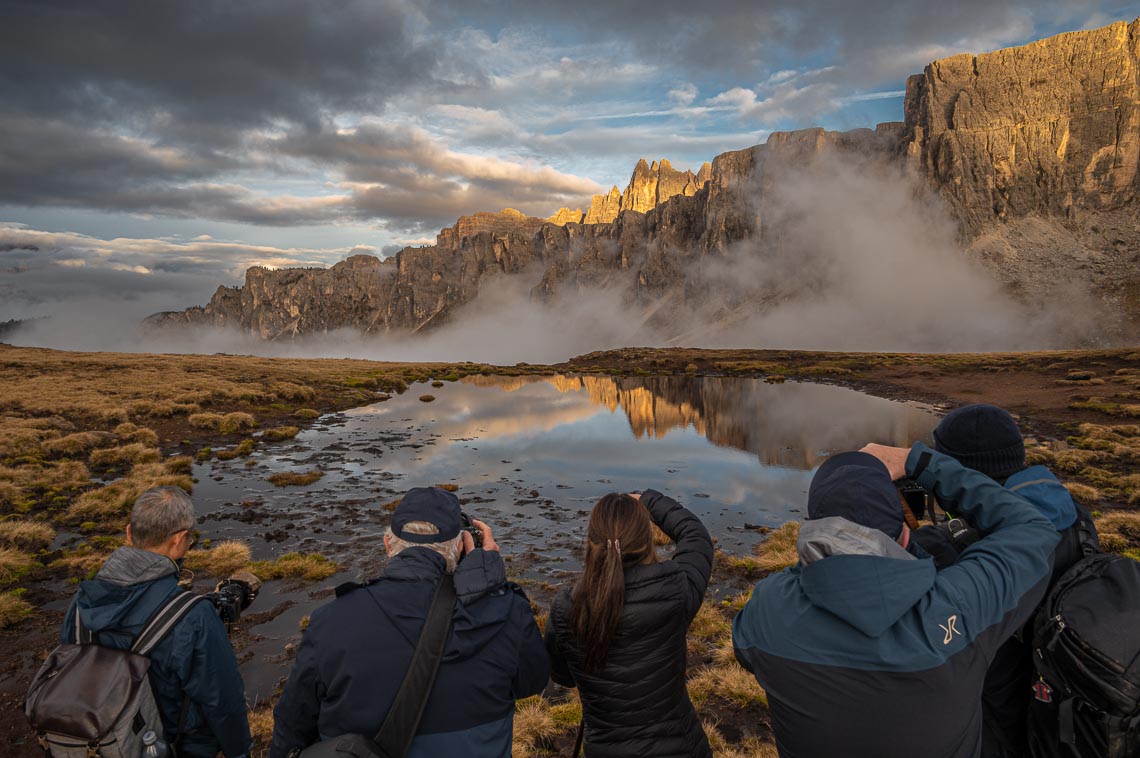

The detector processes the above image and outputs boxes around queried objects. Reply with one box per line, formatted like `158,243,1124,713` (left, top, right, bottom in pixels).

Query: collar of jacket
797,517,916,565
95,546,178,586
796,517,936,637
382,547,507,605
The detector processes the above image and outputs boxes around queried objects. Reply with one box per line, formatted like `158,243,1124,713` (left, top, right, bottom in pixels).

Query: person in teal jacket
732,442,1060,758
60,487,252,758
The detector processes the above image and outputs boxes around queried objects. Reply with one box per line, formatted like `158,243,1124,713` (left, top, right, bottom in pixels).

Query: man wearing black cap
269,487,549,758
915,404,1100,758
732,441,1060,758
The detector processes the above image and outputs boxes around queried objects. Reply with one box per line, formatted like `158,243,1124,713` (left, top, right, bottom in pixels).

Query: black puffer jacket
545,490,714,758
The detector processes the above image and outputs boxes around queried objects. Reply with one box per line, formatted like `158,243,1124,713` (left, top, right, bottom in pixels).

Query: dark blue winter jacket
732,443,1061,758
268,546,549,758
915,464,1100,758
61,547,252,758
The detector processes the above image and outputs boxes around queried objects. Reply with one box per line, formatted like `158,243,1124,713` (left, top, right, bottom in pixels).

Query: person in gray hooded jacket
60,487,252,758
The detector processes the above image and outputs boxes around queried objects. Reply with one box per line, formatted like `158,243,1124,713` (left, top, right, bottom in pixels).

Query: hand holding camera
460,513,498,555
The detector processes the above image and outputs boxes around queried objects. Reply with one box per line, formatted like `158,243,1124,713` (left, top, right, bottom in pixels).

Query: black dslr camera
459,511,483,549
204,575,259,626
895,478,932,522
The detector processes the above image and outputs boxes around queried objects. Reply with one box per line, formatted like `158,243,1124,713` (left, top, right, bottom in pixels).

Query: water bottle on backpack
140,730,169,758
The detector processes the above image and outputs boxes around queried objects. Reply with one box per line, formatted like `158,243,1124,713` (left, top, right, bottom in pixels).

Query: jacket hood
1005,466,1078,530
797,518,936,637
77,547,179,634
384,546,506,605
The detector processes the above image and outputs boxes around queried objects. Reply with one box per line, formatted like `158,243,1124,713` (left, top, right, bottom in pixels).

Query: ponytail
568,494,655,672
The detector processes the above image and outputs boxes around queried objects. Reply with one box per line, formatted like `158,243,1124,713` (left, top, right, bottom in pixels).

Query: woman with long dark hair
544,489,714,757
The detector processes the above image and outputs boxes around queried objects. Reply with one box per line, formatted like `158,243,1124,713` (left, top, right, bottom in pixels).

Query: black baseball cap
391,487,462,543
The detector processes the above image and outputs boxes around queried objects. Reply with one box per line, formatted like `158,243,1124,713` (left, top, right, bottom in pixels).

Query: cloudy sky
1,0,1137,320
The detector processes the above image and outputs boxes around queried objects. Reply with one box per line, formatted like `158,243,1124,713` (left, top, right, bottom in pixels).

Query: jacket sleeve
510,594,551,699
907,442,1060,657
543,614,575,688
269,621,325,758
176,605,252,758
642,489,713,619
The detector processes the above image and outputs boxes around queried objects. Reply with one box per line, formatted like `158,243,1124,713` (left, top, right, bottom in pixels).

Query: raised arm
640,489,713,619
880,442,1060,656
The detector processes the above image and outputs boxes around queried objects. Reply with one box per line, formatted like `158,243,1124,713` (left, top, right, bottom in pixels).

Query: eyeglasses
171,529,198,550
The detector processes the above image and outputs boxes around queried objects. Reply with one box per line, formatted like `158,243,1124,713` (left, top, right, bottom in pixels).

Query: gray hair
387,521,462,573
131,486,195,548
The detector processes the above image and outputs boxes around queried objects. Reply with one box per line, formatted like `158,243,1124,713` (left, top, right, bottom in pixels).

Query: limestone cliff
148,17,1140,339
902,18,1140,234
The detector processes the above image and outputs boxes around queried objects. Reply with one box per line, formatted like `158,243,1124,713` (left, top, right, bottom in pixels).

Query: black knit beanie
932,403,1026,480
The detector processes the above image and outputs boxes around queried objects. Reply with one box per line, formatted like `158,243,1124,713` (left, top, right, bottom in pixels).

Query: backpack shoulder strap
373,572,457,756
131,591,208,656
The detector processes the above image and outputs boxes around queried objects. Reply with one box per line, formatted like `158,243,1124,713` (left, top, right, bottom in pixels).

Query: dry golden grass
67,461,192,519
189,412,257,434
294,408,321,420
690,601,732,642
262,426,300,442
512,695,558,756
753,522,800,572
267,470,324,487
0,519,56,550
42,432,107,458
0,546,38,584
1064,482,1101,506
247,704,276,745
1095,512,1140,554
714,737,781,758
688,663,768,708
50,545,112,578
184,541,252,577
89,443,161,469
217,438,256,461
0,590,33,628
250,552,339,581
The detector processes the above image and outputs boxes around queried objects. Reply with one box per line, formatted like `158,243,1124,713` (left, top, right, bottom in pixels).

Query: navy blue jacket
269,547,548,758
914,465,1099,758
732,443,1061,758
61,548,252,758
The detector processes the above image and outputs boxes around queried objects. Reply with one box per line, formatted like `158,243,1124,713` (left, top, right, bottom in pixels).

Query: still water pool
190,374,938,698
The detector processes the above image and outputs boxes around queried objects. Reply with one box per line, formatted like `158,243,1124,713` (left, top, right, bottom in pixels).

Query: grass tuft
262,426,300,442
184,541,252,577
0,520,56,550
250,552,339,581
267,470,324,487
0,590,33,628
753,522,800,572
0,547,38,584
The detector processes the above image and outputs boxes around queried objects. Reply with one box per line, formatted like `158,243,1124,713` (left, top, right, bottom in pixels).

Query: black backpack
1028,553,1140,757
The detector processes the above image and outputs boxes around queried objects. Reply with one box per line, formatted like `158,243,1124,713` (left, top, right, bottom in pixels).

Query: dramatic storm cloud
0,0,1134,347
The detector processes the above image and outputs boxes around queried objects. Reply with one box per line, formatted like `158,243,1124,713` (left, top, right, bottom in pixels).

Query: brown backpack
25,591,205,757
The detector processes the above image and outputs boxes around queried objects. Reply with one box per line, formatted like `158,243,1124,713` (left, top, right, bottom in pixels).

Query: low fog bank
3,155,1118,363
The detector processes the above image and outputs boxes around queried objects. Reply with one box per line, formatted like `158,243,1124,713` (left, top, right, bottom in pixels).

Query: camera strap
372,571,457,757
131,590,208,656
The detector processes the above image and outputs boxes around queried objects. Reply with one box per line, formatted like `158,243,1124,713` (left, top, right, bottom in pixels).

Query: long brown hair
568,493,658,672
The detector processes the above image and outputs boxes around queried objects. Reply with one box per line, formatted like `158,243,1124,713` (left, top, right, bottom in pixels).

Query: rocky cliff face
903,18,1140,235
149,18,1140,339
583,158,711,223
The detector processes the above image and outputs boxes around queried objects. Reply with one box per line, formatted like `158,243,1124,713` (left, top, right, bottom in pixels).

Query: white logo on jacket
938,614,961,645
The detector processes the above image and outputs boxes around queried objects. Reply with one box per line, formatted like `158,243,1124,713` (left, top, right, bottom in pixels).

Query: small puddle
191,374,938,699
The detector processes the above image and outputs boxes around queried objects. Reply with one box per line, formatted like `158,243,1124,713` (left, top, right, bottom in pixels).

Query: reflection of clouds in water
453,374,936,469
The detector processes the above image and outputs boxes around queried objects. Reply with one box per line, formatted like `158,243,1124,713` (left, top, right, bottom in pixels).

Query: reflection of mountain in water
462,374,937,469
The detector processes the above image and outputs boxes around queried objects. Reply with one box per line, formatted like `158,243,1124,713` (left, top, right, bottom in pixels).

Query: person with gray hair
60,486,253,757
270,486,549,758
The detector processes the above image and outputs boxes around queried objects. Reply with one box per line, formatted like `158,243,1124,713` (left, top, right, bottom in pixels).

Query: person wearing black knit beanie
915,403,1100,758
932,404,1026,482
